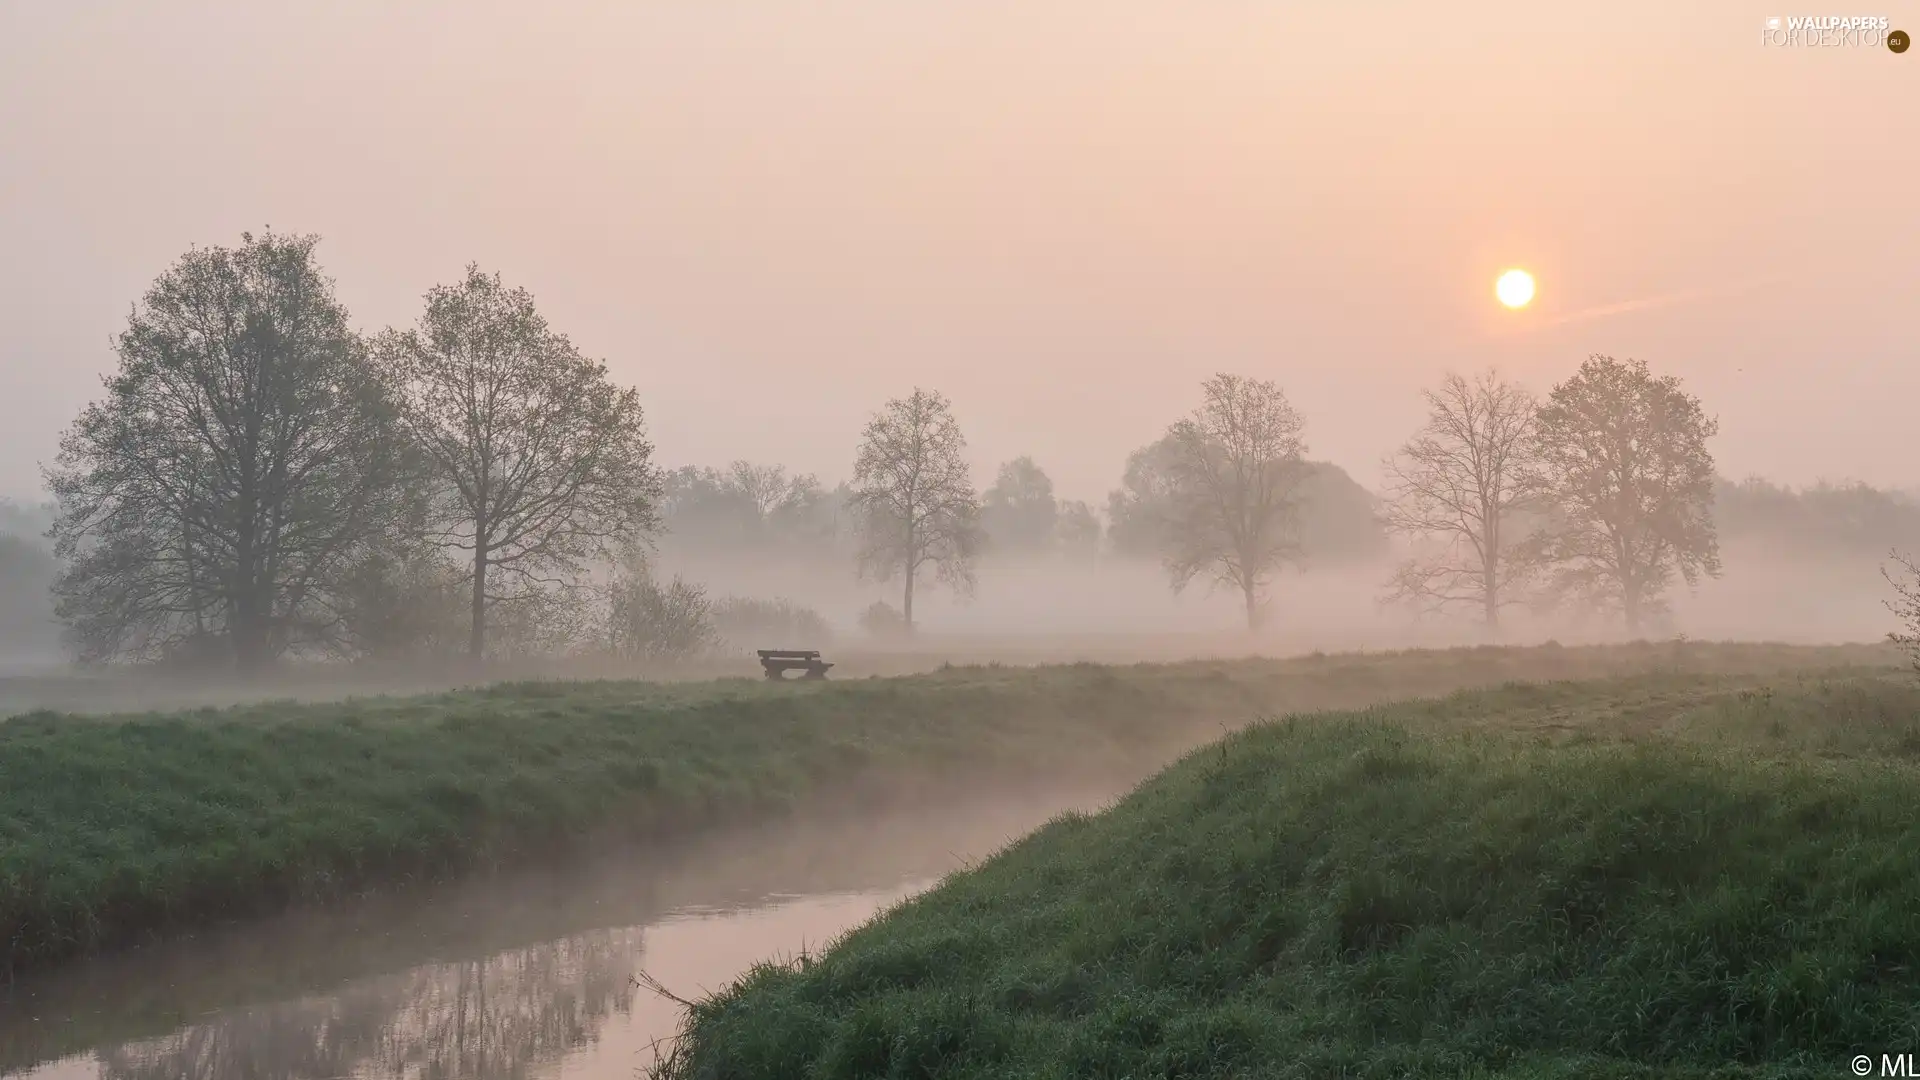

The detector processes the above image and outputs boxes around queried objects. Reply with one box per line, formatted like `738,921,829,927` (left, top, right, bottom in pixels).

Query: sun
1496,269,1536,309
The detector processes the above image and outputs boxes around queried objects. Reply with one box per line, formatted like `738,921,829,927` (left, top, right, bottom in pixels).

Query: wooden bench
758,649,833,680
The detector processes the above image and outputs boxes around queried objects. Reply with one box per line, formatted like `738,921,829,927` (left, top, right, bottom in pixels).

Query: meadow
0,640,1900,979
650,662,1920,1079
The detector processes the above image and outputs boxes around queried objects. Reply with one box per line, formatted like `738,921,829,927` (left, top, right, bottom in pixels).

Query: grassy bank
653,670,1920,1080
0,641,1897,978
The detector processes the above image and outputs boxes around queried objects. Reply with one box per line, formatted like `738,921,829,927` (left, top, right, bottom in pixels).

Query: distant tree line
1715,476,1920,555
0,499,58,658
21,230,1920,667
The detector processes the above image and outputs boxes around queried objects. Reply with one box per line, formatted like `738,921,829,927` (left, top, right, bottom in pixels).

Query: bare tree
378,266,662,661
1380,369,1544,628
725,461,803,522
1888,551,1920,674
1524,354,1721,635
849,388,981,631
46,231,415,670
1161,373,1310,630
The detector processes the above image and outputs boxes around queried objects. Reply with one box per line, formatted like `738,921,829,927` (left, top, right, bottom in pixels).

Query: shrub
607,573,717,662
711,596,832,654
858,600,909,641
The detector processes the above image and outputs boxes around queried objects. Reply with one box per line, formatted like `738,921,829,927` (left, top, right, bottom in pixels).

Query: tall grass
653,673,1920,1079
0,641,1901,979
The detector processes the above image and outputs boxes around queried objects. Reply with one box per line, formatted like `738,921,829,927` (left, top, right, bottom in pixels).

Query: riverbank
0,779,1120,1079
651,667,1920,1079
0,640,1899,977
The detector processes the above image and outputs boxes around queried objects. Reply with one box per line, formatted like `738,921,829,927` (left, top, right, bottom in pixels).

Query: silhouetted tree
1524,355,1720,634
658,462,840,556
1106,435,1185,559
1160,373,1310,630
378,266,661,661
1716,476,1920,555
849,388,981,631
1295,463,1390,564
46,231,415,670
980,456,1059,556
0,498,51,540
0,531,58,658
1108,434,1380,568
1380,369,1545,627
1056,499,1103,560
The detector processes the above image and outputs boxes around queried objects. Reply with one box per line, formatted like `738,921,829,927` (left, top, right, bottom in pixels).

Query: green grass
651,669,1920,1080
0,640,1898,980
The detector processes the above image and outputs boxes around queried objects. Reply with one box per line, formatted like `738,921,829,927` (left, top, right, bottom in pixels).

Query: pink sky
1,1,1914,504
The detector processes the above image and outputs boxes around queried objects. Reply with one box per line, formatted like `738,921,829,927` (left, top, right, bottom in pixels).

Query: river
1,782,1121,1080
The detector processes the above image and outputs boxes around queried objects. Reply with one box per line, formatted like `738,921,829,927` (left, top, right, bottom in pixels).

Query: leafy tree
658,462,840,556
1106,435,1186,559
1056,499,1103,560
1108,435,1379,567
849,388,982,631
46,231,415,670
378,266,662,660
0,532,58,658
1380,369,1545,627
1161,373,1311,630
1524,355,1721,634
658,466,752,547
0,498,51,540
1294,463,1389,564
980,456,1060,556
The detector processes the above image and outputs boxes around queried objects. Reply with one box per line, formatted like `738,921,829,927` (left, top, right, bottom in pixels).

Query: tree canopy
46,231,415,670
1524,355,1720,634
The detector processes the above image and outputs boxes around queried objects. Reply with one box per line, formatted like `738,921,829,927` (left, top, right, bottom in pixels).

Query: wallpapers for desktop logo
1761,14,1906,48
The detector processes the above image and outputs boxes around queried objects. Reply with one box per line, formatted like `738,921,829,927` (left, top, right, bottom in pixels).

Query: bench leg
803,666,827,680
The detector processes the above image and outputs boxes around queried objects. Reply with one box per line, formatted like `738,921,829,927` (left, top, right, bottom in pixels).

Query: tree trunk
469,544,489,661
1483,551,1500,630
902,521,916,634
1243,580,1258,631
1622,584,1643,638
232,533,266,675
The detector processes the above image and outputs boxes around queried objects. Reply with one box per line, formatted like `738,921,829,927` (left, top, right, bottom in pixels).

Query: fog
2,0,1916,512
1,781,1129,1080
657,541,1909,650
3,9,1918,1080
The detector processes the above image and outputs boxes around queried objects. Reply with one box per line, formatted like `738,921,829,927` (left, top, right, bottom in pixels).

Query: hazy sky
1,1,1914,505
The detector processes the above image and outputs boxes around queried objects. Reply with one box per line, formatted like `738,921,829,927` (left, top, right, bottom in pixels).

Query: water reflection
2,783,1117,1080
93,930,640,1080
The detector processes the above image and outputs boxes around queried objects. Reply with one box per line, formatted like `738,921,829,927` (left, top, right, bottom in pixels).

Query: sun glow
1496,269,1536,309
